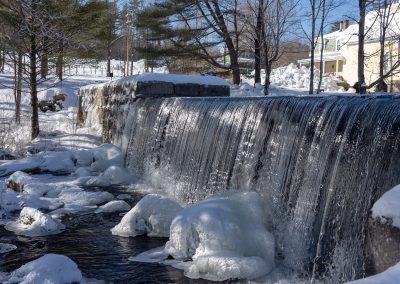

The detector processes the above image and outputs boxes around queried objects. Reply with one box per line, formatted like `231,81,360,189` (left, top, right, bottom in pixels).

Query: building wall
341,40,400,91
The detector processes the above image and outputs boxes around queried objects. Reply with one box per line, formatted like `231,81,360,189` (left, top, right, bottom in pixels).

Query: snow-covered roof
323,4,400,45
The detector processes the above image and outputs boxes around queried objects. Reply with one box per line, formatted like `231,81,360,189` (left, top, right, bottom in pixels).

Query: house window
336,39,342,51
384,52,390,73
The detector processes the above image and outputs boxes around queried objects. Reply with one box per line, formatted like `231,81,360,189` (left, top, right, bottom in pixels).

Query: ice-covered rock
72,149,94,167
3,254,82,284
95,200,131,214
371,184,400,228
58,188,114,207
6,171,32,192
345,261,400,284
0,243,17,254
77,165,132,187
164,191,275,281
91,144,124,172
5,207,65,236
111,194,183,237
72,167,92,178
117,194,131,200
0,189,63,212
22,183,54,197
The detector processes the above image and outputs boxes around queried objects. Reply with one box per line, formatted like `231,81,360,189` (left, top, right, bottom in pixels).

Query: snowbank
371,184,400,228
3,254,82,284
5,207,65,236
345,261,400,284
111,194,183,237
270,64,344,92
163,191,275,281
95,200,131,214
0,143,124,177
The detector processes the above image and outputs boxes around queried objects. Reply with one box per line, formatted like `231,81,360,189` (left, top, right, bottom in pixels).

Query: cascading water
119,95,400,282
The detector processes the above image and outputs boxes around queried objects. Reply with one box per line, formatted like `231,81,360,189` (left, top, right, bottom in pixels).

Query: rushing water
119,95,400,282
0,186,220,284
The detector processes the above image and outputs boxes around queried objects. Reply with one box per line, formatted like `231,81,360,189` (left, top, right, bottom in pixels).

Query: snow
77,165,132,187
164,191,275,281
345,261,400,284
0,243,17,254
111,194,183,238
3,254,82,284
109,73,229,88
57,188,114,207
94,200,131,214
5,207,65,236
6,171,32,192
0,143,125,177
371,184,400,228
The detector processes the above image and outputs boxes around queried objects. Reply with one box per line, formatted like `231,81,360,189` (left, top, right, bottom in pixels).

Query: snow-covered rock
0,189,63,212
77,165,132,187
371,184,400,228
90,144,124,172
111,194,183,237
58,188,113,207
0,243,17,254
6,171,32,192
3,254,82,284
5,207,65,236
345,261,400,284
117,194,132,200
164,191,275,281
22,183,54,197
95,200,131,214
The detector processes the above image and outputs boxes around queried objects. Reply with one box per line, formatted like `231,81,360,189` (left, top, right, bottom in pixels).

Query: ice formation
5,207,65,236
164,191,275,281
111,194,183,237
77,165,132,187
371,184,400,228
3,254,82,284
95,200,131,214
0,243,17,254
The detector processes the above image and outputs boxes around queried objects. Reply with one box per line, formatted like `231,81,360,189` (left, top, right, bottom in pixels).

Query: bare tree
261,0,298,95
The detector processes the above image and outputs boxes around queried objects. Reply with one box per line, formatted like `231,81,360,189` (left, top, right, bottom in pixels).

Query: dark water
0,186,218,284
117,95,400,282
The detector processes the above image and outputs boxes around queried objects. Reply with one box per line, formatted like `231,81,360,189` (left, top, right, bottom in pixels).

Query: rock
366,217,400,275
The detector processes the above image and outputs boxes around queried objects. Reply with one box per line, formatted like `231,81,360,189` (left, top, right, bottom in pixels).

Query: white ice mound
111,194,183,237
91,144,124,172
6,171,32,192
95,200,131,214
164,191,275,281
77,165,132,187
345,261,400,284
3,254,82,284
371,184,400,228
0,243,17,254
5,207,65,236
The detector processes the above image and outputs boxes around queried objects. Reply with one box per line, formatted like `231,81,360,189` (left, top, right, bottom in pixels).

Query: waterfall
121,95,400,282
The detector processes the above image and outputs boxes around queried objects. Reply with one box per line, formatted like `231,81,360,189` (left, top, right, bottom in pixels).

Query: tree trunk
30,35,39,139
309,0,316,94
0,50,4,73
56,40,64,81
264,62,272,95
107,42,111,76
16,51,22,124
254,0,263,84
40,37,48,79
377,22,387,92
358,0,367,94
317,0,326,94
231,58,241,85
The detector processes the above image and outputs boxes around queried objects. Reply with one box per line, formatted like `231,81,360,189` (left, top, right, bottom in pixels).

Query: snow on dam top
79,73,230,98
